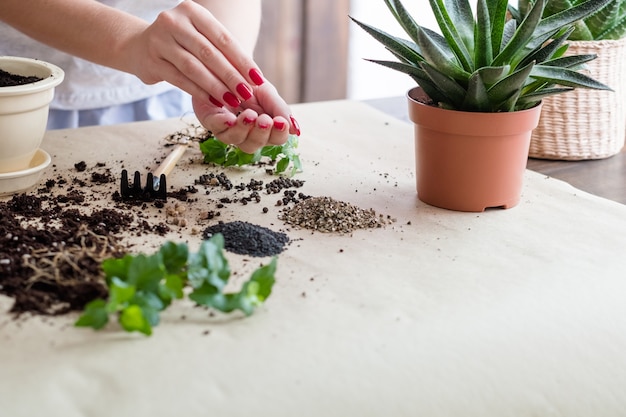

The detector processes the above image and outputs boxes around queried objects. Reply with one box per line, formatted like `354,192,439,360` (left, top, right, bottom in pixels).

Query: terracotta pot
407,87,542,212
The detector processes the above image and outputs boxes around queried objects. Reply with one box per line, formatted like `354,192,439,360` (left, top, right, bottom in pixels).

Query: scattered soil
203,221,289,257
0,69,43,87
0,126,393,318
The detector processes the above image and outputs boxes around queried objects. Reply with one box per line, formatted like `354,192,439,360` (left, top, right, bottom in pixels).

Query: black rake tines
120,169,167,201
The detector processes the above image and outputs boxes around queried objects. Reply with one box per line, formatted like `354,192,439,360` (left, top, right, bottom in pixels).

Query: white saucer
0,149,52,196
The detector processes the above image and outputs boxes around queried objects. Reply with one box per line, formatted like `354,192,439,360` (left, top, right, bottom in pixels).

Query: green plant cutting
75,234,277,336
350,0,613,112
513,0,626,40
200,133,302,176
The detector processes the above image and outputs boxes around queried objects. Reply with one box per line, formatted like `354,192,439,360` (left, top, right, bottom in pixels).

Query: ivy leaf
75,235,277,336
234,257,277,315
126,254,166,292
101,255,133,285
159,241,188,275
198,139,227,165
119,305,153,336
187,235,231,291
75,299,109,329
200,134,302,176
106,276,136,313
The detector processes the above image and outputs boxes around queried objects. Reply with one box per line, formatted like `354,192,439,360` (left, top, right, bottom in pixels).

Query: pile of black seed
203,221,289,257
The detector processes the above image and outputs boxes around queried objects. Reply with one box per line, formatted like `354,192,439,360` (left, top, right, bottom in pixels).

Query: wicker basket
529,37,626,160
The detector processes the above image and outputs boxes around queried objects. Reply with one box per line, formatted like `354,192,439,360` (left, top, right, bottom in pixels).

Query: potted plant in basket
351,0,612,212
512,0,626,160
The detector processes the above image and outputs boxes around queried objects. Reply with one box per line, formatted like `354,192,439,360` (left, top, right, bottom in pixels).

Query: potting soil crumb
203,221,289,257
279,196,389,233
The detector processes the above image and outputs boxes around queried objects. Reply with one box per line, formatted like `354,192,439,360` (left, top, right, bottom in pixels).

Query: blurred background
254,0,437,104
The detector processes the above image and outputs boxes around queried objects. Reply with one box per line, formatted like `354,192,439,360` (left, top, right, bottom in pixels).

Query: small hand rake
120,142,188,201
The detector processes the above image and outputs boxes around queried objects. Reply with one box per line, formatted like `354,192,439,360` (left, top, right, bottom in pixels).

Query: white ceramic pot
0,56,64,173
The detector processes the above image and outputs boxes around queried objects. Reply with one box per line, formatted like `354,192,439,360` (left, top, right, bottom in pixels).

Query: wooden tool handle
153,143,188,178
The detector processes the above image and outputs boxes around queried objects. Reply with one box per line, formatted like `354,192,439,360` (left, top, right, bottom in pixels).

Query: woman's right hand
127,0,263,110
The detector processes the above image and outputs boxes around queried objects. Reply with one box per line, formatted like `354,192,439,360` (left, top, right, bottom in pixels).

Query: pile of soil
0,69,43,87
0,159,178,315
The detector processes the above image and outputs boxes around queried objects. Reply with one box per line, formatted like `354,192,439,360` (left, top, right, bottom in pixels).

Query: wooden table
366,96,626,205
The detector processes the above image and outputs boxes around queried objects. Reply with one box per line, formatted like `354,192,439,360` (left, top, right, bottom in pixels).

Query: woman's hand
193,82,301,154
128,0,263,109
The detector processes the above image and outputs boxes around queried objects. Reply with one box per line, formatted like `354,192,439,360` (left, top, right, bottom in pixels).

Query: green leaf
77,236,277,336
474,0,493,68
120,305,153,335
531,64,613,90
349,16,425,65
159,241,189,275
275,157,290,174
189,282,228,310
488,61,536,111
106,276,136,313
199,139,227,165
383,0,422,45
518,26,575,67
488,0,509,54
160,274,185,301
463,72,491,111
534,0,613,43
200,134,301,176
494,0,546,66
445,0,475,52
417,26,471,81
419,61,468,108
127,253,165,292
428,0,474,71
101,255,133,285
75,299,109,329
187,235,231,290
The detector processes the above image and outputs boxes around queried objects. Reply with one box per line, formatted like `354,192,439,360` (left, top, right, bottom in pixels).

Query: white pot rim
0,56,65,96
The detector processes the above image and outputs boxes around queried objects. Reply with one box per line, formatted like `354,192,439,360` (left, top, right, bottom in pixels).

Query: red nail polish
225,120,236,127
243,116,256,125
273,120,286,130
223,92,241,107
209,95,223,108
289,115,301,136
236,83,253,100
258,123,271,129
249,68,264,86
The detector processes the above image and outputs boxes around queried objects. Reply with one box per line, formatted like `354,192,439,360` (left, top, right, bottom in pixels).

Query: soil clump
0,69,43,87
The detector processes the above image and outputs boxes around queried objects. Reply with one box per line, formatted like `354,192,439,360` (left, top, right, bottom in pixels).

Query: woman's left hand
193,82,301,154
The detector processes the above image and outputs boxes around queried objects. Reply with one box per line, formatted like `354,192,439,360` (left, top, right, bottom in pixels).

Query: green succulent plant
513,0,626,40
351,0,613,112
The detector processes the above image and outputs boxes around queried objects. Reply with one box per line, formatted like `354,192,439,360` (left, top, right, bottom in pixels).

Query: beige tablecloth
2,100,626,416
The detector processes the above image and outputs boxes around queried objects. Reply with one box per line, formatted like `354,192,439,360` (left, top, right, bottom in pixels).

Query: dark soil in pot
0,69,43,87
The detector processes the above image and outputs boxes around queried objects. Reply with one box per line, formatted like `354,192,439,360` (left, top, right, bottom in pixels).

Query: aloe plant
351,0,613,112
514,0,626,40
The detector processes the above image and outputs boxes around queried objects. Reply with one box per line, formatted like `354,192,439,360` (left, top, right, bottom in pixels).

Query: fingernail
290,115,301,136
258,122,271,130
249,68,264,86
223,92,241,107
225,120,235,127
273,120,286,130
209,95,223,108
243,116,256,125
236,83,253,100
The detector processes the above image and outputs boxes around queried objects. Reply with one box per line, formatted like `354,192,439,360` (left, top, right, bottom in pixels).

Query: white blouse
0,0,183,110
